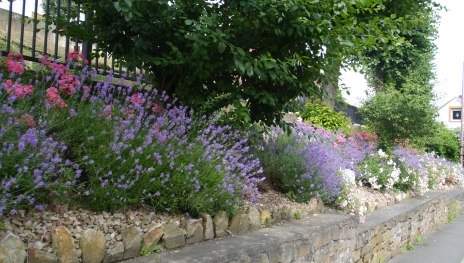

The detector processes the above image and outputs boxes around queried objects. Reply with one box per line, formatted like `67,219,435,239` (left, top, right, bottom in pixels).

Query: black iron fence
0,0,142,79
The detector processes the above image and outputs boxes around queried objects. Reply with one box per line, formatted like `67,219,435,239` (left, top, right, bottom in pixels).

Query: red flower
40,55,68,75
130,93,145,106
6,53,25,74
20,114,36,128
150,102,165,114
58,73,80,95
45,87,67,109
5,80,33,99
83,85,91,94
67,51,83,61
66,51,87,66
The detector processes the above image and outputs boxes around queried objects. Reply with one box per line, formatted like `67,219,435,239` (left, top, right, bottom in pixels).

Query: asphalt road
389,214,464,263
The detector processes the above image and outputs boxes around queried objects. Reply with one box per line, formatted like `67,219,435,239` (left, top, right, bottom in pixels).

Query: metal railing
1,0,142,79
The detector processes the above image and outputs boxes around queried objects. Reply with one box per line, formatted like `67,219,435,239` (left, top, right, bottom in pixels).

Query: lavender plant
258,122,376,204
0,53,263,216
393,146,464,194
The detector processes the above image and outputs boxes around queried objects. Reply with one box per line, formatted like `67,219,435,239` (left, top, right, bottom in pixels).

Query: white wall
438,98,462,129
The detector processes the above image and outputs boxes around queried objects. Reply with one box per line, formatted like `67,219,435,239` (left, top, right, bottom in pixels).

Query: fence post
81,11,93,60
6,0,13,52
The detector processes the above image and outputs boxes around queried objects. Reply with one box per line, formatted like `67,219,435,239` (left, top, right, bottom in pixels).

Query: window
450,107,462,121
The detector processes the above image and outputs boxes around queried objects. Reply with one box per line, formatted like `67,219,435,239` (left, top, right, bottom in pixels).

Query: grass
405,243,414,250
293,210,302,220
140,243,161,256
414,235,424,245
448,200,461,224
404,234,424,252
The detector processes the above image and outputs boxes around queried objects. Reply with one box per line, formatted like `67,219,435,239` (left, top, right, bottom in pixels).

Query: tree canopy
42,0,80,21
66,0,440,124
356,0,441,90
359,0,441,147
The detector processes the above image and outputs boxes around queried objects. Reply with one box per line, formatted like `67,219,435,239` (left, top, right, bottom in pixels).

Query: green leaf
236,48,245,57
185,19,193,26
218,42,226,54
113,2,121,11
124,0,133,8
235,59,246,73
246,63,254,77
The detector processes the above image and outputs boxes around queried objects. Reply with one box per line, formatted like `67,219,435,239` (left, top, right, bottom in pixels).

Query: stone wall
0,191,461,263
124,190,464,263
0,8,73,58
0,197,324,263
354,191,456,262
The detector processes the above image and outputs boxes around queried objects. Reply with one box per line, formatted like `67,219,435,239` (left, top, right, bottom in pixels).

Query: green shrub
361,85,436,147
419,123,460,163
394,161,419,193
300,101,351,132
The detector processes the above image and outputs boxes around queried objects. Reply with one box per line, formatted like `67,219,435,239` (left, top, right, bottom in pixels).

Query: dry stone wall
123,190,464,263
0,191,462,263
0,198,324,263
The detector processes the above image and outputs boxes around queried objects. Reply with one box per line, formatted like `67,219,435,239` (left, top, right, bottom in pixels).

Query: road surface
389,214,464,263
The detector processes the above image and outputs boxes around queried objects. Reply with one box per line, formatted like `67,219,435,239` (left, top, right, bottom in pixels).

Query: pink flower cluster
45,87,68,109
39,55,68,75
5,80,33,99
67,51,89,65
130,93,145,106
149,102,165,115
352,130,377,147
333,130,378,148
83,86,91,94
58,73,80,95
20,114,36,128
6,53,25,74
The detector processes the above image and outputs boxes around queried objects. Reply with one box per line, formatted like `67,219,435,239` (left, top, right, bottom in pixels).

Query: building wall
438,98,462,129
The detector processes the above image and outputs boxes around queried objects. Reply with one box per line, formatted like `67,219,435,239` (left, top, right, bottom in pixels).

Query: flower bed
257,120,464,222
1,53,464,262
0,52,263,217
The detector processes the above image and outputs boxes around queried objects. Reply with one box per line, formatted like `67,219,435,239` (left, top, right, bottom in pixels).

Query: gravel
0,185,412,254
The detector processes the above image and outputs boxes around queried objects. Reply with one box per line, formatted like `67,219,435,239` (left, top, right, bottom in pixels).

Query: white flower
296,117,303,123
368,176,381,190
378,149,388,158
340,169,356,186
358,205,367,216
